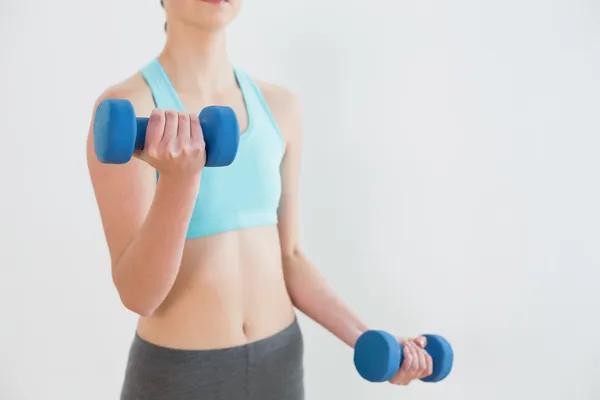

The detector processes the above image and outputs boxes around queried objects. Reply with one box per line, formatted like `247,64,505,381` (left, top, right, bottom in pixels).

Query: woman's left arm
263,83,432,386
265,85,368,348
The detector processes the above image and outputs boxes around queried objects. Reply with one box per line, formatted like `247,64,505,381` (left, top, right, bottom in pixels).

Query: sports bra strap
140,59,186,111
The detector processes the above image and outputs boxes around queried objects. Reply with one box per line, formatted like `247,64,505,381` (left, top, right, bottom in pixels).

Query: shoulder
255,79,300,115
86,71,156,174
255,79,302,143
94,72,155,118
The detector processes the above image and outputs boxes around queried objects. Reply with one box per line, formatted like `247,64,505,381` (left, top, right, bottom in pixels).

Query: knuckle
165,109,178,120
149,109,165,123
146,145,158,158
195,133,206,145
192,147,204,159
181,143,194,156
192,140,205,153
191,116,202,129
150,108,164,116
166,143,180,158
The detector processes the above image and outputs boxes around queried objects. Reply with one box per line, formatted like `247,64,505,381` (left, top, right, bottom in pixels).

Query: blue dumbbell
93,98,240,166
354,330,453,383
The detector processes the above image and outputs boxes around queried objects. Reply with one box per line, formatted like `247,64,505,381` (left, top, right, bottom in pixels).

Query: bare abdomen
136,226,296,350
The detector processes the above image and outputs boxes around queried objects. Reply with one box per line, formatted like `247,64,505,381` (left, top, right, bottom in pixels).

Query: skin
86,0,432,386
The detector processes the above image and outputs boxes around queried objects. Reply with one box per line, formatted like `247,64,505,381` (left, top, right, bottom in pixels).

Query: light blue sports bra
140,59,286,239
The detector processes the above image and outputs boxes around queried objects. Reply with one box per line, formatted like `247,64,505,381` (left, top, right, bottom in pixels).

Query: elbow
119,291,158,317
282,245,302,264
120,294,157,317
112,272,159,317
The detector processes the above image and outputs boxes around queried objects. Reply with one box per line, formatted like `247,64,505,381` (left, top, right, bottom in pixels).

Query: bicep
86,92,156,266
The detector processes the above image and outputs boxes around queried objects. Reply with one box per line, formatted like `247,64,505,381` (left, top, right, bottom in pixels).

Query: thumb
413,336,428,349
135,149,154,166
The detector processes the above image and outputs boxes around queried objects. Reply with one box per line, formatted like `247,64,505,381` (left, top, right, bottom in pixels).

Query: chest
195,126,285,214
178,90,250,136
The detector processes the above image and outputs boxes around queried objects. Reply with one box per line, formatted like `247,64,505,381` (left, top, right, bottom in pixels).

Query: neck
158,23,234,94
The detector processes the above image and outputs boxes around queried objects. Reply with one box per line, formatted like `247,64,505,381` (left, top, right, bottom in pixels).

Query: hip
121,318,305,400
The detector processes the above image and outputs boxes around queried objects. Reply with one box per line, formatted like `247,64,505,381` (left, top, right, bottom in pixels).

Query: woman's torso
120,59,296,350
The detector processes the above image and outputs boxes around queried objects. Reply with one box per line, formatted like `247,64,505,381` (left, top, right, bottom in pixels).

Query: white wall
1,0,599,399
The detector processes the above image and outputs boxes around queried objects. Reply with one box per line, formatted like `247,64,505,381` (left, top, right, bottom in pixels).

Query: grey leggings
120,319,304,400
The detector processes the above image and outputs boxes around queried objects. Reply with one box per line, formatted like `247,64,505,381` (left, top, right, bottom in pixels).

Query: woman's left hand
388,336,433,386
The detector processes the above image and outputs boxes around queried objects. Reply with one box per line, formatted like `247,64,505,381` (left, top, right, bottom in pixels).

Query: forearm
113,174,200,316
283,251,369,348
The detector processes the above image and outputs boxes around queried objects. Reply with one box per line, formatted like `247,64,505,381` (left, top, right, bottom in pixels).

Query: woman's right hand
137,109,206,178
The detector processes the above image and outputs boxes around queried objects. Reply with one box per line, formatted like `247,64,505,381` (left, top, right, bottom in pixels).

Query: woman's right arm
86,84,205,317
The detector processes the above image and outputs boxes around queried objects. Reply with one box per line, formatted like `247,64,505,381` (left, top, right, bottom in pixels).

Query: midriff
136,225,296,350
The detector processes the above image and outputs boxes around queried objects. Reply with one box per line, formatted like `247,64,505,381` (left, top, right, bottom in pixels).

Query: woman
86,1,433,398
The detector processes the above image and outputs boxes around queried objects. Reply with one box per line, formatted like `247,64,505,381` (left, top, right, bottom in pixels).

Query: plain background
1,0,600,399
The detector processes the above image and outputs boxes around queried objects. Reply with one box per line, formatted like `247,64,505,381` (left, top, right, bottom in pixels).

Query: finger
415,343,428,378
145,109,166,158
393,344,414,385
424,351,434,379
161,109,179,150
173,112,190,157
189,113,204,146
414,336,428,349
389,344,409,385
389,338,408,385
405,342,422,382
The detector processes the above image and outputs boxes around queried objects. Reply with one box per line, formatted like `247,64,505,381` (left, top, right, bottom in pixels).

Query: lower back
136,225,296,350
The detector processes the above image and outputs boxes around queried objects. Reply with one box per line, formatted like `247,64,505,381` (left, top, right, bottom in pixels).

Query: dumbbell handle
129,109,235,167
132,114,209,151
133,118,149,151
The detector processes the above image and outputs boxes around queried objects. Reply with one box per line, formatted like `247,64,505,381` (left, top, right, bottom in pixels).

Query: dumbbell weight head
94,99,138,164
198,105,240,167
420,334,454,383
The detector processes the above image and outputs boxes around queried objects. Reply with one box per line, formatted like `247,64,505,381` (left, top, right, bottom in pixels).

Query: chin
182,0,242,29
